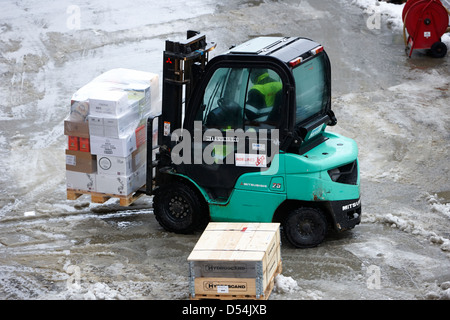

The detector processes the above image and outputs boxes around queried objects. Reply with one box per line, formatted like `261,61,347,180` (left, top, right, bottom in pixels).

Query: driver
246,69,282,122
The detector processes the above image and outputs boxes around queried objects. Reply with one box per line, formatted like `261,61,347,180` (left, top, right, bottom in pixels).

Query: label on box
98,157,112,170
192,261,257,278
200,280,248,293
65,150,97,173
90,129,137,157
66,155,76,166
102,142,116,155
217,286,228,294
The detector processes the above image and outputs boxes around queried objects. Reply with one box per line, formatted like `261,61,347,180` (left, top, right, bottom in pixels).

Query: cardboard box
66,170,96,191
97,145,146,176
70,68,161,118
90,130,137,157
89,90,129,116
69,101,90,122
135,124,146,148
65,150,97,173
87,116,103,136
188,223,281,299
96,164,146,196
79,137,90,152
68,136,79,151
127,89,148,115
88,102,140,138
64,116,90,138
94,68,159,109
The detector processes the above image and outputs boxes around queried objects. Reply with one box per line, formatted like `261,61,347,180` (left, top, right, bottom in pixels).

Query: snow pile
63,281,157,300
73,282,125,300
273,274,323,300
427,193,450,220
364,193,450,253
425,281,450,300
353,0,405,30
273,274,299,293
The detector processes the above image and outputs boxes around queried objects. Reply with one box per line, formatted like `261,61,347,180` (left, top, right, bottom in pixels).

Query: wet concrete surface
0,0,449,299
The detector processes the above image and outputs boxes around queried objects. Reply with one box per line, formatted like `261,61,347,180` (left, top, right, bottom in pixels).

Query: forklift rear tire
283,207,328,248
153,182,208,234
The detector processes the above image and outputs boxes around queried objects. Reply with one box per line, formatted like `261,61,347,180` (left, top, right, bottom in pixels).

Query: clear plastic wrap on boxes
71,68,161,118
66,68,159,198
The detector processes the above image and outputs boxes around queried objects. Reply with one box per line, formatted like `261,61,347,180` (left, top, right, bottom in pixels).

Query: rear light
310,46,324,55
289,46,324,67
288,57,303,67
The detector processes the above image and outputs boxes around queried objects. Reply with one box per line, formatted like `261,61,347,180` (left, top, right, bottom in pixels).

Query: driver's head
250,68,268,84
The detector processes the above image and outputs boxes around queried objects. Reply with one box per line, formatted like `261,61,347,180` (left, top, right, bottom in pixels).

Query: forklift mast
161,30,216,147
145,31,216,195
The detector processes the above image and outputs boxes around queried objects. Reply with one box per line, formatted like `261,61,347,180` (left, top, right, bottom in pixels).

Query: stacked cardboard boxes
65,68,160,201
188,223,282,300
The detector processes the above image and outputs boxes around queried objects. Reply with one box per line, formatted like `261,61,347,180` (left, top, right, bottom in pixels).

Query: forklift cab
188,36,332,139
178,37,334,199
151,32,360,248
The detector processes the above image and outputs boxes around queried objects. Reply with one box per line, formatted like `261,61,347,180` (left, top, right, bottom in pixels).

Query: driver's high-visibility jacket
248,73,283,108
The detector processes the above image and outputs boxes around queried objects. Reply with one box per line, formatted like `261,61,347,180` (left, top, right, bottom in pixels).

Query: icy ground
0,0,449,300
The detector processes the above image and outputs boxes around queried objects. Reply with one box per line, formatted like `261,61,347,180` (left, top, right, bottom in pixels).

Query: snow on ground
353,0,405,30
333,68,450,253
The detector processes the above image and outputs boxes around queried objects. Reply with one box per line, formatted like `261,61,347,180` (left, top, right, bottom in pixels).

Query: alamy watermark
66,5,81,30
366,265,381,290
170,121,280,170
65,264,81,290
366,6,382,30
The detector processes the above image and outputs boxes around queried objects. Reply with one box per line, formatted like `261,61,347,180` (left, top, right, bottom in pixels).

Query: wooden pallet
67,188,144,207
190,261,282,301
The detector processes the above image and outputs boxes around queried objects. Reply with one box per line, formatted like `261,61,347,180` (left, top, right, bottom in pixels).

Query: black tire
429,41,447,58
283,207,328,248
153,182,208,234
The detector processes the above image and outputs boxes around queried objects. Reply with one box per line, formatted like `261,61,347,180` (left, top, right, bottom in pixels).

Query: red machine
402,0,450,57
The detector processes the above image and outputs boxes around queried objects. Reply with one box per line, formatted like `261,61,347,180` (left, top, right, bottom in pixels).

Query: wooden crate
188,222,281,300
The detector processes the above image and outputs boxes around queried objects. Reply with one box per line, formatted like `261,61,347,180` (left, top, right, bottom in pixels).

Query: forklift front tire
283,207,328,248
153,182,208,234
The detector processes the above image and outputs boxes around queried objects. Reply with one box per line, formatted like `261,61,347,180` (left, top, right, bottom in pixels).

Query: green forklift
145,31,361,248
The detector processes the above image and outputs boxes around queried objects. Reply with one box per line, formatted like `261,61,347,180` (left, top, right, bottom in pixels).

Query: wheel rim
285,208,327,248
297,218,318,239
167,194,191,221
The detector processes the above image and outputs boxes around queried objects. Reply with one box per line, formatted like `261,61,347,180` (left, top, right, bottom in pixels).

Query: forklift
144,31,361,248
